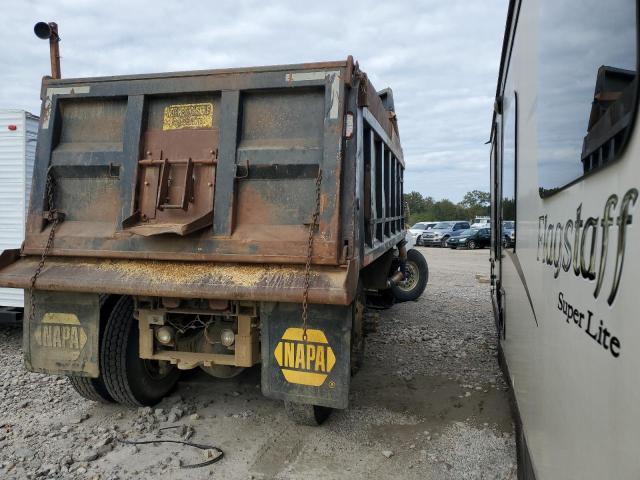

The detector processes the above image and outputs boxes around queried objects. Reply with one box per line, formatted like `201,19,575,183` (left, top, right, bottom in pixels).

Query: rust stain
89,259,316,288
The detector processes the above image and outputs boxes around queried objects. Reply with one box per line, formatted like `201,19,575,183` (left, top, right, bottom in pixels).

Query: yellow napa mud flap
24,291,100,378
261,302,351,409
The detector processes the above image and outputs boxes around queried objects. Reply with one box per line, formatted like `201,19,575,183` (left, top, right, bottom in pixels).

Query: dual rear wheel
68,296,179,406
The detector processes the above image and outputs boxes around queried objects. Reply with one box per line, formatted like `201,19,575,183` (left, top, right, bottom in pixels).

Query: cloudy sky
0,0,507,202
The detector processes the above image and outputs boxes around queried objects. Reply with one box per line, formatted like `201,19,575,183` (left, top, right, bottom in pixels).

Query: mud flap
24,290,100,378
261,302,351,409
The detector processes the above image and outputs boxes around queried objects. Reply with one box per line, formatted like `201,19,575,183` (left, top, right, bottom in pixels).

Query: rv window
502,92,516,251
538,0,637,196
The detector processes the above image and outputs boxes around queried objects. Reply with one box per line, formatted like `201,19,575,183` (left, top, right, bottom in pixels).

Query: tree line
404,190,490,225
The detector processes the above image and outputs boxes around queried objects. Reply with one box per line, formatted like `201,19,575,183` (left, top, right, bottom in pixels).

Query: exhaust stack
34,21,61,79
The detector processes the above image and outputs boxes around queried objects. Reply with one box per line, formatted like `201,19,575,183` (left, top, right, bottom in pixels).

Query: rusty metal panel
24,290,100,377
127,95,220,236
239,88,325,154
22,63,351,266
56,98,126,151
0,256,358,305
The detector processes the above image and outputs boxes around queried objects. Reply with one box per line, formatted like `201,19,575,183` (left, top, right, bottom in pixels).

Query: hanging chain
27,173,61,324
301,168,323,342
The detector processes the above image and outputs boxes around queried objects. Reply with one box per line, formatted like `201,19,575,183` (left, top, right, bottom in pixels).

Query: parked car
471,216,491,229
502,220,515,248
408,222,438,246
421,221,471,247
446,227,491,249
471,222,490,229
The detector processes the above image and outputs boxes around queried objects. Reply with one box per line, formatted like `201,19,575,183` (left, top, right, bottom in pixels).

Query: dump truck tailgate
23,61,352,266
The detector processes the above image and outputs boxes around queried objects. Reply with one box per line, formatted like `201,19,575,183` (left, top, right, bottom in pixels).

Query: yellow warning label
274,328,336,387
163,103,214,131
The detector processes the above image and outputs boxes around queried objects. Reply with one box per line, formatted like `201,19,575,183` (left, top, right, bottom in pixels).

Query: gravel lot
0,247,515,479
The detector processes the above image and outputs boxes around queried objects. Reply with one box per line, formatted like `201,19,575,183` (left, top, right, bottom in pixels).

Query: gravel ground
0,247,516,479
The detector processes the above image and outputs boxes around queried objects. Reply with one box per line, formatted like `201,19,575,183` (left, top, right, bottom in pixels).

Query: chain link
301,168,323,342
27,173,61,325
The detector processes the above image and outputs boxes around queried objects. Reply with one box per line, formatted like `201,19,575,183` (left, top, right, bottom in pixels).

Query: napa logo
274,328,336,386
34,313,87,358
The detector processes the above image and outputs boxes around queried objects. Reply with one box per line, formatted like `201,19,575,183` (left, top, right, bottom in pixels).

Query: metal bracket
234,159,249,180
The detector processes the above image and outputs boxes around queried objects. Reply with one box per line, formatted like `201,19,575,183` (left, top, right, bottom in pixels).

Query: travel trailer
0,109,38,319
490,0,638,478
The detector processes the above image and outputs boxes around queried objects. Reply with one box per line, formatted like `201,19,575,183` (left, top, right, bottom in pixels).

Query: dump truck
0,28,427,424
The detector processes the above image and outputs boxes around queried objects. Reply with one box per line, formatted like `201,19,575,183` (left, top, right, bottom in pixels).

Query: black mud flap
24,291,100,378
261,302,351,409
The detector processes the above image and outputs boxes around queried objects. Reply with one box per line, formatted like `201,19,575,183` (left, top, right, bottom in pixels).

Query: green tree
404,190,491,225
460,190,490,220
405,191,427,216
461,190,490,208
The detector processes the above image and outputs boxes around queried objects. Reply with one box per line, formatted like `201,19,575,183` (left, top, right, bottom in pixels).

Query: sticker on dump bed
33,313,88,359
163,102,214,130
273,328,336,386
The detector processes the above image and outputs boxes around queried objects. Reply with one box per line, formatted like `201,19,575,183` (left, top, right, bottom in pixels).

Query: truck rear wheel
101,296,179,407
68,376,114,403
391,249,429,302
284,401,332,426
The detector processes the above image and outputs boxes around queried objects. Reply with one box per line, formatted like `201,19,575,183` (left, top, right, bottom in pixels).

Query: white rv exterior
0,110,38,308
491,1,639,478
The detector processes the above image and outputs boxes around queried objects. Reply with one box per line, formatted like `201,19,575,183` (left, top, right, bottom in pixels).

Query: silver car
421,221,471,247
407,222,437,246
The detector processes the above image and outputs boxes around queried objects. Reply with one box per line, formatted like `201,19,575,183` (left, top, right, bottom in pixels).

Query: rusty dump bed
0,58,404,304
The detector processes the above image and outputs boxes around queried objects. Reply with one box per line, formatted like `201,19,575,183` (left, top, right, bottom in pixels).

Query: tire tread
68,376,113,403
101,296,139,406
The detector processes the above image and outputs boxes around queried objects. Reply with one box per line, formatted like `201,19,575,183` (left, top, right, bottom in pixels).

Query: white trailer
491,0,638,478
0,110,38,313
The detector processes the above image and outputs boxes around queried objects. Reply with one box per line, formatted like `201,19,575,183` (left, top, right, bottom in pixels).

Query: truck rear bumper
0,250,358,306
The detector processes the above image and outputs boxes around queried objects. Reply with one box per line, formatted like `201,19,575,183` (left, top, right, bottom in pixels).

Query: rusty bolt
144,181,149,186
208,182,213,187
146,151,152,156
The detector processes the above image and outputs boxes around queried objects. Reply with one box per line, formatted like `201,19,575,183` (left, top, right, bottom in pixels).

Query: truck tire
67,295,119,403
440,236,449,248
101,296,179,406
391,249,429,302
284,401,332,426
68,376,114,403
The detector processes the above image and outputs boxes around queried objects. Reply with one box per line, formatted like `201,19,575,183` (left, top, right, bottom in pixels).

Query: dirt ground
0,247,516,479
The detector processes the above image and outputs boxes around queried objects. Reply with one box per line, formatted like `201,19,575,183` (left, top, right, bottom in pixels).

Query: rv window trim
501,91,518,251
537,0,640,198
493,0,522,134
